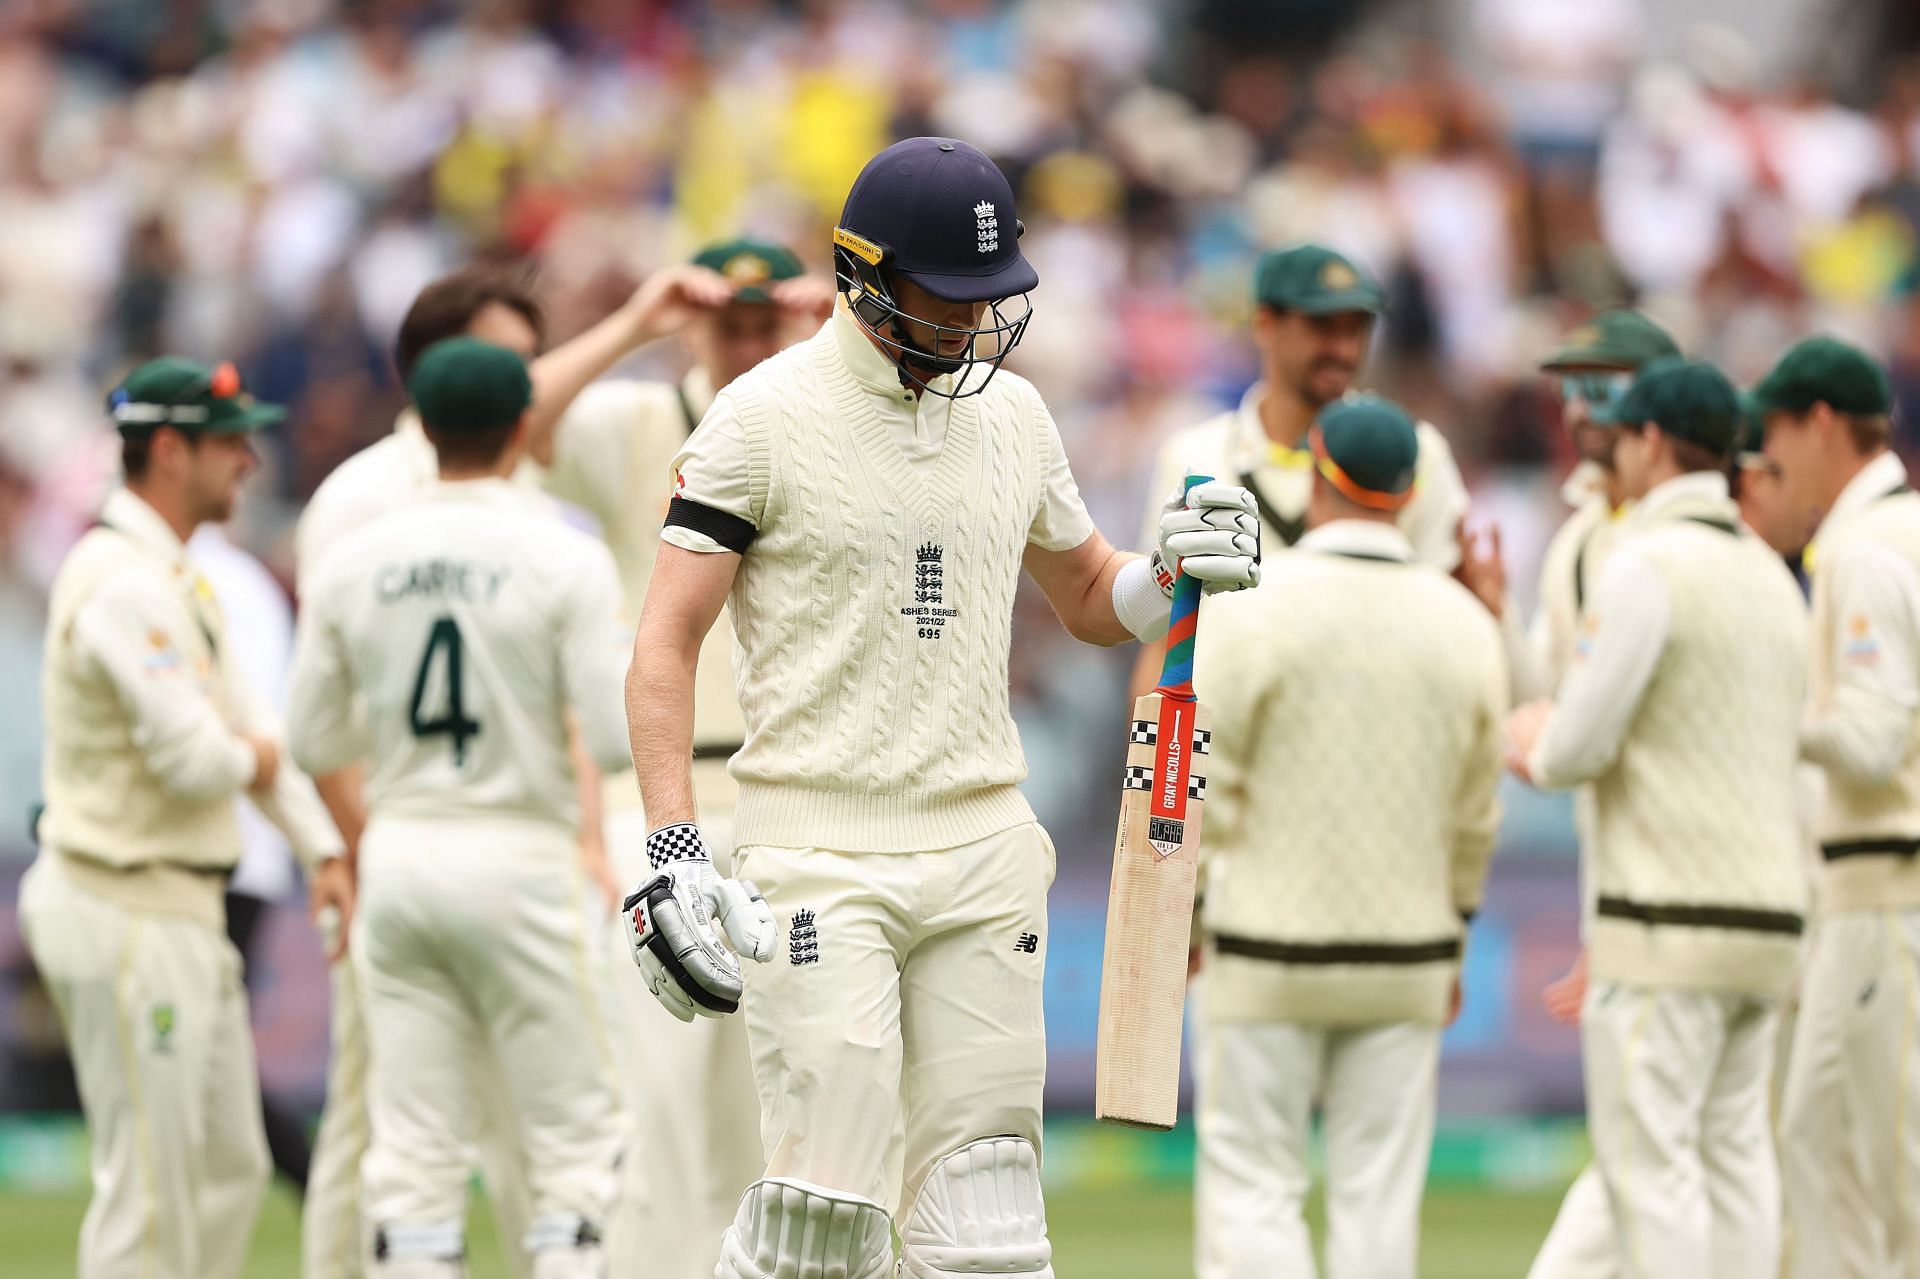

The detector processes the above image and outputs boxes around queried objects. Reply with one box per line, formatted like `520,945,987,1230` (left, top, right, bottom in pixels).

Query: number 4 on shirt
409,616,481,764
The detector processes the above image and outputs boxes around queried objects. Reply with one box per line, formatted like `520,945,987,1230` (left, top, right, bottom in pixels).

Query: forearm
253,765,346,871
1071,548,1142,647
1801,695,1913,786
627,637,700,830
1026,540,1147,647
525,306,651,465
313,765,367,862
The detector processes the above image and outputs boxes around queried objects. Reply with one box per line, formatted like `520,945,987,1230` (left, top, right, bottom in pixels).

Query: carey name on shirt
375,559,511,605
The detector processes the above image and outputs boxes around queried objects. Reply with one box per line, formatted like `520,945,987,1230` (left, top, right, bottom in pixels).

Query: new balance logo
789,909,819,966
1014,933,1039,954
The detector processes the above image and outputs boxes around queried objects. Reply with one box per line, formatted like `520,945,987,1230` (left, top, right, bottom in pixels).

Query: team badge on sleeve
1844,612,1881,665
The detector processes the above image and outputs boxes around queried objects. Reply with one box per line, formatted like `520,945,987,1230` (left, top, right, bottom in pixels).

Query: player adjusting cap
1749,335,1893,417
1540,308,1679,372
692,238,805,303
835,136,1037,302
107,357,284,434
407,337,533,434
1310,395,1420,511
1254,244,1385,315
1614,356,1742,457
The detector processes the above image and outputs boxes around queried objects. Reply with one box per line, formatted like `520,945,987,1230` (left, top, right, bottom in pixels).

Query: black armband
666,495,756,553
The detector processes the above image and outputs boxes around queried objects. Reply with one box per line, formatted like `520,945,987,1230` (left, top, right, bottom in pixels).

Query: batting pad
715,1177,893,1279
899,1137,1054,1276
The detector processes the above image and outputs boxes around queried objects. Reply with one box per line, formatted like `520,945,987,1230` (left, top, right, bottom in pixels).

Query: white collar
1820,450,1909,537
681,366,717,423
99,488,189,563
1632,470,1729,523
426,475,535,505
1559,460,1615,510
830,301,959,403
1296,518,1414,562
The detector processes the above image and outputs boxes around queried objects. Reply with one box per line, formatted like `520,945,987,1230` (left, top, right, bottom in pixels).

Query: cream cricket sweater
718,328,1075,852
1803,455,1920,913
1536,479,1810,997
41,493,248,923
1193,521,1508,1026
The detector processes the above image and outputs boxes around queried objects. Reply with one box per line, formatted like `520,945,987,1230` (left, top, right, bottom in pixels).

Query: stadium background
1,0,1917,1272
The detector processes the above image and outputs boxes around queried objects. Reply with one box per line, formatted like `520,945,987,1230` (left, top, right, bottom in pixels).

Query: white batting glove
1157,481,1261,593
622,823,775,1022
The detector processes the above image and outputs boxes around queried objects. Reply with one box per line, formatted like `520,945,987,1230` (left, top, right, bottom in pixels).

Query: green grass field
0,1180,1564,1277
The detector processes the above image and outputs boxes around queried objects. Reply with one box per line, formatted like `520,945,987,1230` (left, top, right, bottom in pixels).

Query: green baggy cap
1541,308,1679,372
1615,356,1742,457
108,357,285,433
1749,335,1892,417
693,238,805,303
1254,244,1385,315
408,338,534,434
1311,394,1419,509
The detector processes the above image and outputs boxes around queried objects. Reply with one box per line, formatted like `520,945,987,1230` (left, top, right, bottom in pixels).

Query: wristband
647,822,709,870
1113,555,1175,643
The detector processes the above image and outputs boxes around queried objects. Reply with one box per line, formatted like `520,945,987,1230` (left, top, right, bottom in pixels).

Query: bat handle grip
1154,473,1212,702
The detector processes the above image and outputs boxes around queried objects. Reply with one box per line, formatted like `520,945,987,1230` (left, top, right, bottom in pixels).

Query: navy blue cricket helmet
832,137,1037,398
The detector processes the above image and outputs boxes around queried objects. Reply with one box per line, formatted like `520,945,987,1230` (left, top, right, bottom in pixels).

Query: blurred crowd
4,0,1920,845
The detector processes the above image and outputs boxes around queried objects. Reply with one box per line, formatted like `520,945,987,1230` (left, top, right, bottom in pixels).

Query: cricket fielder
20,358,347,1279
539,237,831,1276
1503,309,1679,1279
295,265,554,1279
1190,396,1506,1279
294,261,739,1277
1129,245,1468,1279
1757,337,1920,1279
289,339,633,1279
623,136,1262,1277
1509,359,1809,1279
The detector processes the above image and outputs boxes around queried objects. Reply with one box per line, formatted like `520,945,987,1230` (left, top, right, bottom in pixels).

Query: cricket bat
1095,474,1214,1130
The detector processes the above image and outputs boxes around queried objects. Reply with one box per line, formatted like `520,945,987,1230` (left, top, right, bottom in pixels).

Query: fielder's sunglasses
1559,371,1635,415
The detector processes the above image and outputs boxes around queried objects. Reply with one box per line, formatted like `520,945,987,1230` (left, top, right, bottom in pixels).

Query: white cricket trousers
302,921,538,1278
352,816,626,1272
733,822,1054,1216
600,805,762,1279
1581,982,1780,1279
18,854,270,1279
1781,908,1920,1279
1526,1165,1615,1279
1194,1018,1441,1279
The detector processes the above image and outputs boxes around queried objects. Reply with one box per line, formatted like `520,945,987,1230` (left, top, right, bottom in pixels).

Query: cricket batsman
289,339,636,1278
538,237,832,1275
1190,396,1506,1279
622,136,1262,1276
1508,358,1809,1279
20,358,347,1278
1755,337,1920,1278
